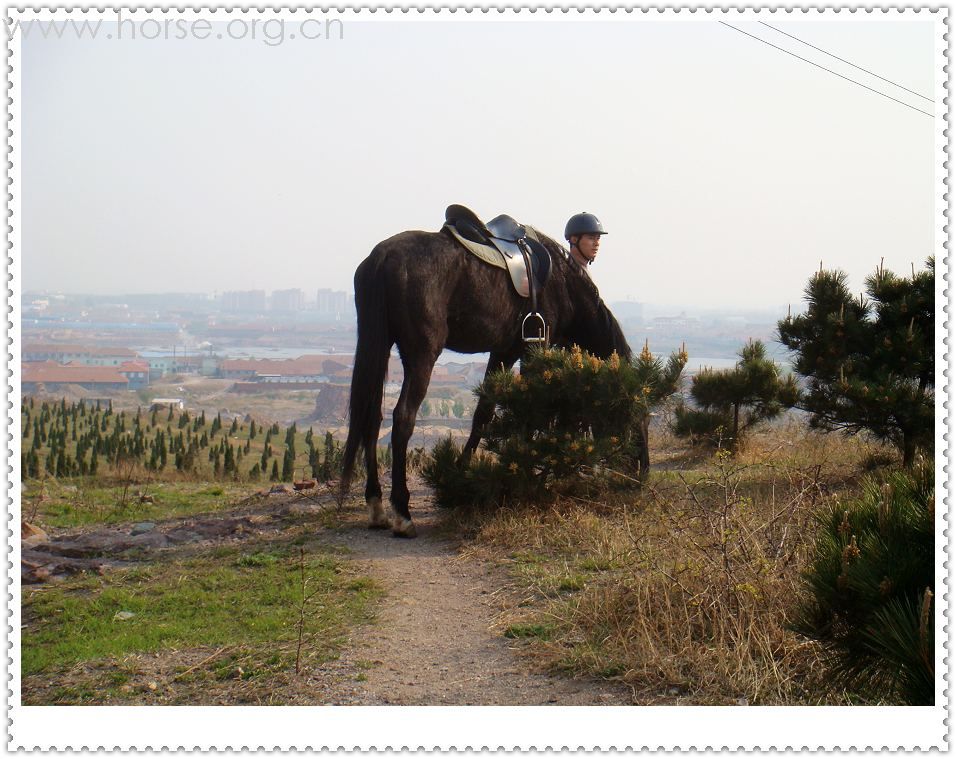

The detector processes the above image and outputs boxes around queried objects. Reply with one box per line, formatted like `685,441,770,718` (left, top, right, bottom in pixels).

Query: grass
22,542,382,680
23,479,253,529
448,420,901,705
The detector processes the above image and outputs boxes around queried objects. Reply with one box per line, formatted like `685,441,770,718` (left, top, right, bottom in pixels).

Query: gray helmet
564,212,607,240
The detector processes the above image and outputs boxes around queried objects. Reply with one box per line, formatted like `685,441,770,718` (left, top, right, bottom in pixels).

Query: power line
717,20,934,119
758,20,934,103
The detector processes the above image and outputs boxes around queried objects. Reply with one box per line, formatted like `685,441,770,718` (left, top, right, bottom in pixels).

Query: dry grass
451,421,896,704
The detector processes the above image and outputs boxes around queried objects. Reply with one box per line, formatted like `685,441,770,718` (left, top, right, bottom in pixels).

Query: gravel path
312,487,630,705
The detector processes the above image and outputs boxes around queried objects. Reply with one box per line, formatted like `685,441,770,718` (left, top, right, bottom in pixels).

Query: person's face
574,233,602,263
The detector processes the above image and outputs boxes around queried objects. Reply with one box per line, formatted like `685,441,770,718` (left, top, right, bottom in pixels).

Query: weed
504,622,556,640
464,426,885,704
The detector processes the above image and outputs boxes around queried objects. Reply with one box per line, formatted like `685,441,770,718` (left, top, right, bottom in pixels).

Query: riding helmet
564,212,607,240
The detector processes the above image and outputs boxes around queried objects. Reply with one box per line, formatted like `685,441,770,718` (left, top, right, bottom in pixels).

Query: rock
269,484,292,495
21,521,48,547
113,611,136,621
131,522,156,536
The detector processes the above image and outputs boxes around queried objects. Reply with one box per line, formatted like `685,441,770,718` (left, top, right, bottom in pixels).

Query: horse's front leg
460,352,517,462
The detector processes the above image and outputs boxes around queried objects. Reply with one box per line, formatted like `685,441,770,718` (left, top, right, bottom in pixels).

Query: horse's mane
527,225,631,360
527,225,606,305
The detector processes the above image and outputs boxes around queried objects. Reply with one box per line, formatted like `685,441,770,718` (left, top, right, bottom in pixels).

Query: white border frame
5,7,949,751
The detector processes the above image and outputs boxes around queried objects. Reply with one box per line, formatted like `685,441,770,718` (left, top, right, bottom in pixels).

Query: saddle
443,204,552,300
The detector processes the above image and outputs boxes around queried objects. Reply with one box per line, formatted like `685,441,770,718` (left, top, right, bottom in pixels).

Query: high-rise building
271,288,305,312
316,289,349,319
221,290,267,313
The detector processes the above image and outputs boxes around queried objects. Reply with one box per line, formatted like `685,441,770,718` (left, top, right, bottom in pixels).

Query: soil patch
21,480,631,705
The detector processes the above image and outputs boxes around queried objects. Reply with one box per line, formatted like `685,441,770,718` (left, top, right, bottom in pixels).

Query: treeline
20,398,343,483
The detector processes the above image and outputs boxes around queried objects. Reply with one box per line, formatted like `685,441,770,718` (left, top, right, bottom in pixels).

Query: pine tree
673,340,798,451
270,459,280,482
778,259,934,466
628,340,688,477
322,431,335,481
281,449,294,481
793,463,934,704
249,419,257,440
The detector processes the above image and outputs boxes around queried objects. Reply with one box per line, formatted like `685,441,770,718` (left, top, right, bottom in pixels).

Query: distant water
135,345,784,372
135,345,490,365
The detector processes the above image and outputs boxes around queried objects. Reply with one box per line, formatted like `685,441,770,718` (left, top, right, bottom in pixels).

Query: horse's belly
445,310,517,355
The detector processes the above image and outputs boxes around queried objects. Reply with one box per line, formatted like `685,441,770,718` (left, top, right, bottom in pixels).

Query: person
564,212,607,269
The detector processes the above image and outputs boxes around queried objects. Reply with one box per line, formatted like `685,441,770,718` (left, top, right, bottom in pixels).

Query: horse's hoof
391,516,417,538
367,498,389,529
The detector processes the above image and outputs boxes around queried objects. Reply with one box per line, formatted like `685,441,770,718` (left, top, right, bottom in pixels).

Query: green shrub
422,344,686,507
672,340,797,451
792,462,934,704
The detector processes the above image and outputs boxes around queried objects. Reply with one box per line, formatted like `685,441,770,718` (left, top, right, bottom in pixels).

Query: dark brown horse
341,225,631,536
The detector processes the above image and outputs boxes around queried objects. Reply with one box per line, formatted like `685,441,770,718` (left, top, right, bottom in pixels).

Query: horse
340,224,632,537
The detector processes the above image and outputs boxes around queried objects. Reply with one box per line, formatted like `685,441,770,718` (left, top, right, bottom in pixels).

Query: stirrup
521,312,548,345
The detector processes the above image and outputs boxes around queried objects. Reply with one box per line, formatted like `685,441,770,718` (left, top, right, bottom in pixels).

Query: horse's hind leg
389,353,437,537
364,413,388,529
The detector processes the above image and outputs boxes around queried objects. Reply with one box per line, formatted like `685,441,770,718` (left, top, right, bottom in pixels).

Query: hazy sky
22,12,939,308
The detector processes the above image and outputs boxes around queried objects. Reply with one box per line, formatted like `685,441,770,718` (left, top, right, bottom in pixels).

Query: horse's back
358,228,524,355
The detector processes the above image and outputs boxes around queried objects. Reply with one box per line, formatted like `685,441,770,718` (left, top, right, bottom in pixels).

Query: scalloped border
3,6,949,751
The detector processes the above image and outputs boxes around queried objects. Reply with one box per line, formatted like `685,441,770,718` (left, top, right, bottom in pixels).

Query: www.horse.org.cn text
7,13,346,46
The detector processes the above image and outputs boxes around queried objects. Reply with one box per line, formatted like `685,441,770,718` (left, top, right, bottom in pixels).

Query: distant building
271,289,305,312
22,344,139,366
651,312,700,331
150,398,184,411
221,290,267,313
118,360,150,389
220,355,331,382
611,301,645,325
22,362,129,393
316,289,350,320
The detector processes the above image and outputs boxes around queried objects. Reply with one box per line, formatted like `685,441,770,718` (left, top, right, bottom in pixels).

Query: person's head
564,212,607,266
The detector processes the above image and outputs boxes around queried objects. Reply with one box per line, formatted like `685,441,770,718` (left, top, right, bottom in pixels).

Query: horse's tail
340,252,391,498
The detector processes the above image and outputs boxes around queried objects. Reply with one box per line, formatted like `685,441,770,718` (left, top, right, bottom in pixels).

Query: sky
21,12,939,309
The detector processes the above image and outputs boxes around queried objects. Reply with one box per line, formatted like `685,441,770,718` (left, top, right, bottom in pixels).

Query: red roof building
22,362,130,393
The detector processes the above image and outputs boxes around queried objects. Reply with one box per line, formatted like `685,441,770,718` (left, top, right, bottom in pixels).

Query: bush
791,461,934,704
422,345,685,507
672,340,797,451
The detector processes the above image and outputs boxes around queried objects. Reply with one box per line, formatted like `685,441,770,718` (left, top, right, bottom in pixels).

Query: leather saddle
444,204,552,299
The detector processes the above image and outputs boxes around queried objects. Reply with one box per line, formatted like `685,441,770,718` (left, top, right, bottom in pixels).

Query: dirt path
311,485,629,705
23,482,630,705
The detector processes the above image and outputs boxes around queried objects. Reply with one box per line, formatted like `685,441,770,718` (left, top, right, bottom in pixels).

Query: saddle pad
444,222,548,300
445,223,507,271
